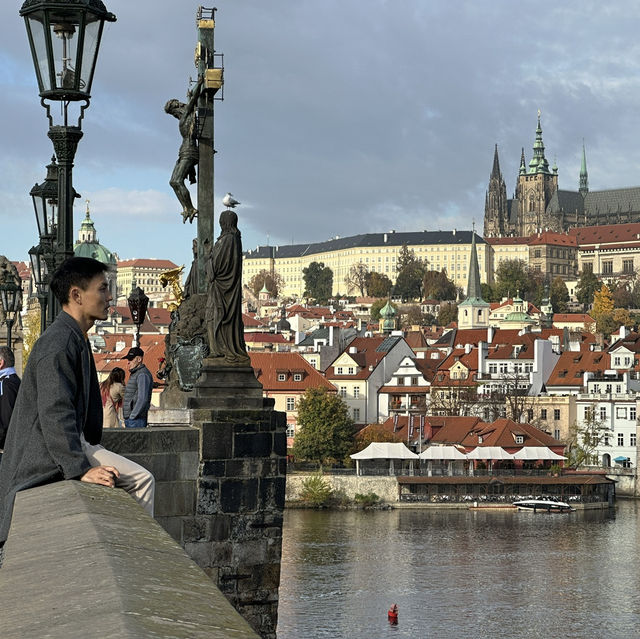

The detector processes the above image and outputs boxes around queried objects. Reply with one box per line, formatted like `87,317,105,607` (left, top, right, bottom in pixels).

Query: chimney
329,325,335,346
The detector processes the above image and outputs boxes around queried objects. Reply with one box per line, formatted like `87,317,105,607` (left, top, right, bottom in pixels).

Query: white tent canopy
513,447,567,460
419,446,468,460
351,442,418,460
466,446,515,460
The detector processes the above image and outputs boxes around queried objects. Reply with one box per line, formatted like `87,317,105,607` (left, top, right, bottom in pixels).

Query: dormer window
515,435,524,445
277,373,287,382
293,373,303,382
348,367,355,375
478,435,483,444
336,367,344,375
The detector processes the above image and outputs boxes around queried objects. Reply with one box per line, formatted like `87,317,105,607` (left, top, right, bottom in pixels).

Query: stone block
202,459,226,477
148,408,192,426
209,514,233,541
220,479,258,513
155,515,184,543
234,432,272,458
151,427,199,453
182,516,210,543
259,477,286,509
231,538,267,567
201,421,234,459
274,430,287,457
100,428,153,454
155,480,197,517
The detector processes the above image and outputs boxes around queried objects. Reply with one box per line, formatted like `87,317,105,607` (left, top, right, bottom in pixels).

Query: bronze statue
165,76,204,223
206,210,250,365
183,238,199,299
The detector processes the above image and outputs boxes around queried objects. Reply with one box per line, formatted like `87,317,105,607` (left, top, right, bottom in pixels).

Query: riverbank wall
286,473,398,502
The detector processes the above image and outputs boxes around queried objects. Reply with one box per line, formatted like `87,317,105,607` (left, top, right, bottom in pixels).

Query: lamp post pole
0,273,21,350
20,0,116,319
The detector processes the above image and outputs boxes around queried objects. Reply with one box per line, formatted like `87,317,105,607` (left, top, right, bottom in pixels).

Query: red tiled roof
93,334,166,385
528,231,577,247
117,259,179,269
569,223,640,247
458,418,562,449
249,352,335,391
244,332,289,343
546,348,607,387
553,313,595,323
243,313,267,328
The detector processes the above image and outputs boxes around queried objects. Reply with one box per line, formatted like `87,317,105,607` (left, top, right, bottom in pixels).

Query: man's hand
80,465,120,487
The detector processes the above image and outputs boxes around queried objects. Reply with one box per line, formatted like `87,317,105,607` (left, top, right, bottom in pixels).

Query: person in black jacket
0,347,20,450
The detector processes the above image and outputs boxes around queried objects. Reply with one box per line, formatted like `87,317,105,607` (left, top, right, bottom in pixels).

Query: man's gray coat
0,311,102,543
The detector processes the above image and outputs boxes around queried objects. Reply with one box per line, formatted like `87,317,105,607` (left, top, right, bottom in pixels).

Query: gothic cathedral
483,114,640,238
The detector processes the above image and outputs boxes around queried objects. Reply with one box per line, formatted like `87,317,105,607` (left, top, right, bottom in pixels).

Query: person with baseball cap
122,346,153,428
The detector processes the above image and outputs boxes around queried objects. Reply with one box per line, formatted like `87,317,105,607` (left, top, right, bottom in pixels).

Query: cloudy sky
1,1,640,270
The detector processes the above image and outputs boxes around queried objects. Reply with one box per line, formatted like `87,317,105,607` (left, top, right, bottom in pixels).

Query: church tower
483,145,509,237
457,227,490,329
579,142,589,197
515,113,559,236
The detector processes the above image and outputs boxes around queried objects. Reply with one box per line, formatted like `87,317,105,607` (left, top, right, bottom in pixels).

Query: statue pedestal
162,358,286,639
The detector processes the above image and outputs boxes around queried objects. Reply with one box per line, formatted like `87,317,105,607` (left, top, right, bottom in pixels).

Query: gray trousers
81,438,155,517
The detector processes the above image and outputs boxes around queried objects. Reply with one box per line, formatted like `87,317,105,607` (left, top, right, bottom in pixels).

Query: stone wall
0,481,260,638
286,473,399,503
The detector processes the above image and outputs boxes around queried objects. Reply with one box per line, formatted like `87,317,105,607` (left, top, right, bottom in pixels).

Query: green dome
380,300,396,319
73,203,116,266
504,311,534,323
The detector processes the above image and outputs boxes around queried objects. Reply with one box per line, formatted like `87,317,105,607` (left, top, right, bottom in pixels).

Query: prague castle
484,115,640,238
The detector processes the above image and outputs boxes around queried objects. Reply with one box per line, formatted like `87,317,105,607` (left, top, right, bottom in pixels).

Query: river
277,501,640,639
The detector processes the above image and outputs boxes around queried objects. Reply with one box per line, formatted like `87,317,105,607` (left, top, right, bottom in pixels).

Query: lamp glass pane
80,19,100,93
48,9,81,92
27,14,50,92
32,193,46,237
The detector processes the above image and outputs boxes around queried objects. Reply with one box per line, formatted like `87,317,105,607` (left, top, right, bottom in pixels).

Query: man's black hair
0,346,14,368
50,257,109,305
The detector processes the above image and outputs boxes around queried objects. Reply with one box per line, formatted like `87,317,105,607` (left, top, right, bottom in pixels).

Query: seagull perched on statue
223,192,240,208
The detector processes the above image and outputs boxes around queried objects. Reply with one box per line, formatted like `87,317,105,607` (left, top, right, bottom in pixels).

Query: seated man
0,257,154,547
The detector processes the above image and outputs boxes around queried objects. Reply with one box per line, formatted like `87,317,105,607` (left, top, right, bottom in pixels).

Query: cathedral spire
528,111,550,174
519,147,526,175
466,223,483,301
491,144,501,179
579,140,589,196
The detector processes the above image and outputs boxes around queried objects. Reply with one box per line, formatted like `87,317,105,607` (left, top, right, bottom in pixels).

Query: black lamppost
29,244,50,335
20,0,116,318
0,273,22,350
127,287,149,347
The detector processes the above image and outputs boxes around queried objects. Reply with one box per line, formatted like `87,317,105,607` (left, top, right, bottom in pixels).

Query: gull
223,192,240,208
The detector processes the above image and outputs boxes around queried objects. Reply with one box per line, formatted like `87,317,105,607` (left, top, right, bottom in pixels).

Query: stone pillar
181,361,287,639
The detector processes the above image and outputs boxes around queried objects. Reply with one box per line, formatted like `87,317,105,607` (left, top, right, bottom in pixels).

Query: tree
370,298,397,322
592,284,615,334
429,376,480,417
567,405,609,468
423,269,457,301
395,264,424,301
303,262,333,303
292,387,355,465
613,307,631,331
248,269,285,298
354,424,402,451
437,302,457,326
610,281,633,309
21,308,41,368
343,262,369,296
575,270,600,310
396,244,420,272
402,304,425,327
550,277,569,313
365,271,392,297
494,259,541,301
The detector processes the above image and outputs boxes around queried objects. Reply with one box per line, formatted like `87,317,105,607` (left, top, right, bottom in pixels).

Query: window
286,397,295,411
600,406,607,421
632,433,637,447
631,406,637,421
515,435,524,444
489,364,497,374
604,435,609,446
534,249,541,258
554,429,560,440
554,409,560,421
527,409,534,422
286,425,295,438
583,262,593,273
397,377,405,386
614,357,621,366
353,386,360,399
348,367,355,375
617,407,627,419
602,261,613,274
541,409,548,420
336,367,344,375
309,358,317,369
353,408,360,421
293,373,303,382
277,373,286,382
618,433,624,446
339,386,347,398
623,259,634,274
411,377,419,386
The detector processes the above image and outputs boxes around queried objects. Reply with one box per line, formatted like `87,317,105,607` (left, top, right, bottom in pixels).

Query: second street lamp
0,273,22,350
29,244,50,335
20,0,116,319
127,287,149,348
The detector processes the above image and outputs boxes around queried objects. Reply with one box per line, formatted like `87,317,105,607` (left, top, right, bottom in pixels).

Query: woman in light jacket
100,367,126,428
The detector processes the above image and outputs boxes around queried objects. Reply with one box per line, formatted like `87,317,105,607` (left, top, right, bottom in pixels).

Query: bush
354,492,380,508
299,473,333,507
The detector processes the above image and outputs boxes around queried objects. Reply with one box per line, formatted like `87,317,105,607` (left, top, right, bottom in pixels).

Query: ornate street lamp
20,0,116,317
0,273,22,350
29,244,50,335
127,286,149,347
30,156,59,240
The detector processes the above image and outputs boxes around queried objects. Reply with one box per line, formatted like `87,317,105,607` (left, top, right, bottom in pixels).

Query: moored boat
512,499,575,513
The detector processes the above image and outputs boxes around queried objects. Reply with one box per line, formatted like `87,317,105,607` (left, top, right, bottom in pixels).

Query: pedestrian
122,347,153,428
0,346,20,450
100,367,125,428
0,257,154,548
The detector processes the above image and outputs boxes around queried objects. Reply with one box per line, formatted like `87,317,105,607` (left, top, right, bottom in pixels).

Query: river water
277,501,640,639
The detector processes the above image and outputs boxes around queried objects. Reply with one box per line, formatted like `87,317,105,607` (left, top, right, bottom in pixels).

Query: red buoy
388,603,398,624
